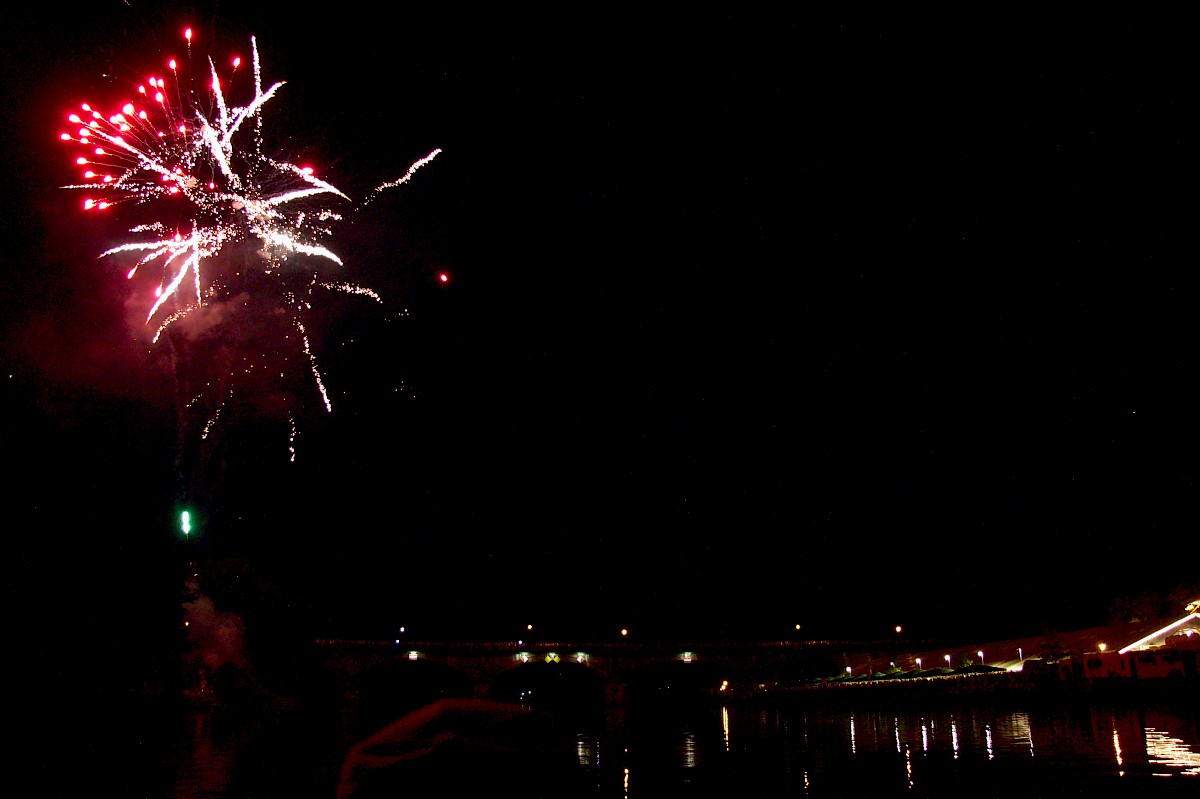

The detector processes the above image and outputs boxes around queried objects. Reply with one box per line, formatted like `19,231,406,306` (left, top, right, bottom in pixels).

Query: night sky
3,3,1195,668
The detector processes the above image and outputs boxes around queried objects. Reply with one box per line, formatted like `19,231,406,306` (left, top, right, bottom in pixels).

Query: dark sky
2,4,1195,653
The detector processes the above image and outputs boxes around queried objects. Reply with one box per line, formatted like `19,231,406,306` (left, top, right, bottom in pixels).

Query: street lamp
846,666,852,677
944,654,951,668
916,657,922,669
978,650,985,665
1017,646,1023,661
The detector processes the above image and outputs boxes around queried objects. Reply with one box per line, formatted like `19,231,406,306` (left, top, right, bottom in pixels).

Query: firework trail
59,28,440,505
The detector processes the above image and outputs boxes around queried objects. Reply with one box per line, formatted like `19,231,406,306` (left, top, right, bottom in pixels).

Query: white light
1119,613,1200,654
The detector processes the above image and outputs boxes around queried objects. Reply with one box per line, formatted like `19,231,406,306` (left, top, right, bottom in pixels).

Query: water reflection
661,700,1190,796
144,694,1199,797
576,731,598,768
1146,727,1200,775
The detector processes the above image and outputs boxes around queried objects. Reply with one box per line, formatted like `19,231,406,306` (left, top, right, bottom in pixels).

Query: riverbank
752,668,1200,709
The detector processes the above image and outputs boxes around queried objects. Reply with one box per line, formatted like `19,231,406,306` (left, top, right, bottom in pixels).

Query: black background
2,4,1195,686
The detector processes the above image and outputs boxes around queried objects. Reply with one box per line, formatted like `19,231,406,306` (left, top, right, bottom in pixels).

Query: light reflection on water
152,697,1199,798
600,698,1200,797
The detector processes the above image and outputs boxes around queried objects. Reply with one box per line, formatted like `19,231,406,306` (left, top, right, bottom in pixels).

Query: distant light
620,628,628,637
1098,643,1107,652
180,510,191,537
407,651,419,660
895,625,903,634
438,272,450,284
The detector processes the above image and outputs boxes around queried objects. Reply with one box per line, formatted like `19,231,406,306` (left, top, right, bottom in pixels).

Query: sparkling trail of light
59,29,441,454
361,148,443,207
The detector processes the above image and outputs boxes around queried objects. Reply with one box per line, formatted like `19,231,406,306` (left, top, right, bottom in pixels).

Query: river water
57,689,1199,798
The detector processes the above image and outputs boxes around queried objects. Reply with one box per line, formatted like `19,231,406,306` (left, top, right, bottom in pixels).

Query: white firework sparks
59,28,441,432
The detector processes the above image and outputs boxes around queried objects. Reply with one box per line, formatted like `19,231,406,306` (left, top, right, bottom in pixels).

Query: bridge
314,637,905,708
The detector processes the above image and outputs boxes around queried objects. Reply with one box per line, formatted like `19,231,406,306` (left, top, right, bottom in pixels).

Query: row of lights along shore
389,622,1113,677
